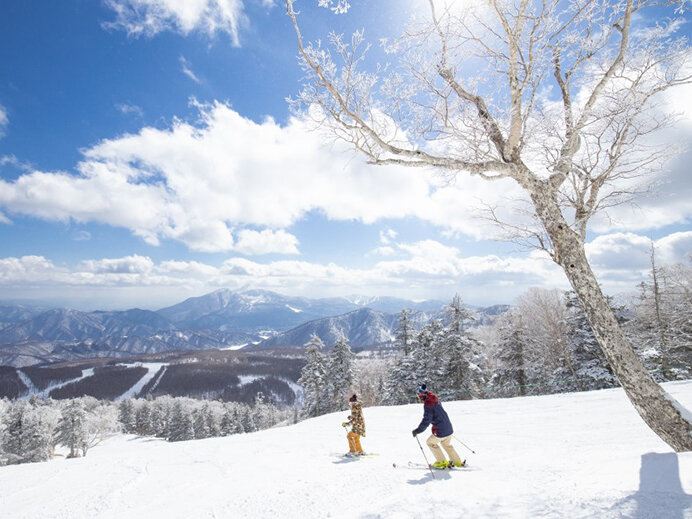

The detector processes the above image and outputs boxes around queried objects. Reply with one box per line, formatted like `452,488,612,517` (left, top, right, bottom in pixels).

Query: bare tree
286,0,692,450
516,288,575,381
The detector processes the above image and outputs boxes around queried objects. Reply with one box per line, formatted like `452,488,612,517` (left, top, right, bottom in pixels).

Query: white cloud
179,56,201,83
0,104,8,138
0,102,520,252
586,233,655,271
3,228,688,308
586,231,692,271
379,228,397,244
0,101,688,257
653,231,692,264
116,103,144,118
582,231,692,294
78,255,155,274
234,229,299,255
72,230,92,241
0,256,67,283
104,0,246,45
370,246,396,256
0,244,563,307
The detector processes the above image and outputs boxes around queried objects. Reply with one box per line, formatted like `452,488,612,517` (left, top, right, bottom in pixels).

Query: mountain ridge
0,289,506,366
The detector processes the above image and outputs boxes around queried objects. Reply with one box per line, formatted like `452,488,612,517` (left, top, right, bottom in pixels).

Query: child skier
411,384,464,469
342,394,366,456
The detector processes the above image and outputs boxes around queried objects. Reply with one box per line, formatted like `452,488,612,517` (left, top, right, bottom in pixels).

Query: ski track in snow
147,365,167,394
1,381,691,518
18,368,95,399
114,363,168,401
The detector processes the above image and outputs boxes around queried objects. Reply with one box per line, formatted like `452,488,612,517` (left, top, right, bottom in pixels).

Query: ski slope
1,382,691,519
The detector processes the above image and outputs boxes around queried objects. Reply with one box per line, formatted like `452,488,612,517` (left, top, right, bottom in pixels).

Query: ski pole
415,435,436,480
452,435,476,454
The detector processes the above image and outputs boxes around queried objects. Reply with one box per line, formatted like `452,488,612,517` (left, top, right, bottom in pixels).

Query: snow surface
18,368,95,399
114,363,168,402
1,382,691,519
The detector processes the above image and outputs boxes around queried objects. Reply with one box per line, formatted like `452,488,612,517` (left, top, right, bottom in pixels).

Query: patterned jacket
346,400,366,436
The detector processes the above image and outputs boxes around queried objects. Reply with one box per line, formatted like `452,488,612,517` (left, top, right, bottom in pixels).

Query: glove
412,430,418,437
342,422,348,427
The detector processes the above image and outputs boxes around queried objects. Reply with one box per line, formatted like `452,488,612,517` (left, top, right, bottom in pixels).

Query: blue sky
0,0,690,311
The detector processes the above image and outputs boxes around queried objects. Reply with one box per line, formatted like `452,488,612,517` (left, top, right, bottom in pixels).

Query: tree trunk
529,180,692,452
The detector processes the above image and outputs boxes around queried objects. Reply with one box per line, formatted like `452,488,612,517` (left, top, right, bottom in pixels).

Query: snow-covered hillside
1,382,691,519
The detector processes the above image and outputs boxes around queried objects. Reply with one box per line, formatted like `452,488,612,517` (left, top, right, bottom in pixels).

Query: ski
330,452,379,459
392,460,470,470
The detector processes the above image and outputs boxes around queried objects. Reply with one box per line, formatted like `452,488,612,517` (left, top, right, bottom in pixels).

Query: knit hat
416,384,427,400
349,394,358,403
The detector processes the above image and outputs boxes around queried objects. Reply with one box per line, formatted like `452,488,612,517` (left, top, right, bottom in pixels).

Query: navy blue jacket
413,391,453,438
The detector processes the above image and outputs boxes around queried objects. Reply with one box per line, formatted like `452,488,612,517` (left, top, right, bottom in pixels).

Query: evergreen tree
118,399,136,434
24,400,60,463
298,334,328,417
168,400,194,442
440,329,486,400
149,399,170,438
491,310,530,397
384,352,418,405
563,292,618,391
193,406,210,439
57,399,88,458
395,309,414,355
411,319,446,390
205,404,220,438
326,332,355,411
444,294,475,334
2,401,30,464
135,400,152,436
220,405,241,436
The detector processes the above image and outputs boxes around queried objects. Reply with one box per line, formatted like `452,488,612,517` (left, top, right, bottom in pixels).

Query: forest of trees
300,261,691,410
2,260,688,467
0,393,292,466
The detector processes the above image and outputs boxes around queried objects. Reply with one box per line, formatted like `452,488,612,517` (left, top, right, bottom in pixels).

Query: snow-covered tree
1,400,59,464
168,400,195,442
352,358,390,406
326,332,355,411
84,401,120,451
118,399,136,434
204,403,221,438
220,404,243,436
383,351,418,405
395,309,414,355
490,310,530,397
135,400,152,436
628,258,692,381
439,326,486,400
149,398,171,438
411,319,446,390
562,292,618,391
57,399,88,458
288,0,692,450
444,294,475,334
515,288,572,379
298,334,329,417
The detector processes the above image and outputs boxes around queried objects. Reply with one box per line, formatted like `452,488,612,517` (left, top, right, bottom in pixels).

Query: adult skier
412,384,464,469
342,394,366,456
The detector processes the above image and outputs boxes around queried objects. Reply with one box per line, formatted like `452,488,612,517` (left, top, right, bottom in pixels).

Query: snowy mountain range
0,289,505,366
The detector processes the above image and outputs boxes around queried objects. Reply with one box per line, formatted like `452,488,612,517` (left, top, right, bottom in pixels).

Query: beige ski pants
426,434,462,464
